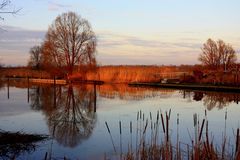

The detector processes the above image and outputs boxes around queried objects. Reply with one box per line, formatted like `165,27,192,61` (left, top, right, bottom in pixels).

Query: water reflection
30,84,97,148
99,84,175,100
202,92,239,110
180,90,240,110
2,78,240,112
100,84,240,110
193,92,204,101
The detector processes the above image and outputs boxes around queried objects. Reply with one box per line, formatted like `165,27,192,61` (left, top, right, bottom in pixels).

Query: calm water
0,79,240,159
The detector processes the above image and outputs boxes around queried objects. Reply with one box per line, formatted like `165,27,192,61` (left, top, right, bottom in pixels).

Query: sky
0,0,240,66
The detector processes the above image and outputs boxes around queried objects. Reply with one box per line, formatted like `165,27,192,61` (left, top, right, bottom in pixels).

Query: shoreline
129,82,240,93
1,77,104,85
2,77,240,93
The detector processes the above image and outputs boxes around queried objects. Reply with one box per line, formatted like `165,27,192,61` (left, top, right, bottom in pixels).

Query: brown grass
70,65,190,83
2,65,240,85
0,67,51,79
105,110,240,160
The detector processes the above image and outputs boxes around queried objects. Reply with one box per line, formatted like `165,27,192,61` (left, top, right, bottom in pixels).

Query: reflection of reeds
105,110,239,160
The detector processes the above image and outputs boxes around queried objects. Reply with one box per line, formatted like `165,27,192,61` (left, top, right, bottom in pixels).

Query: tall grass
0,67,51,78
73,65,189,83
105,110,240,160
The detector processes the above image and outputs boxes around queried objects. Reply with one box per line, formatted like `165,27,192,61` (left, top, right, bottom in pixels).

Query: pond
0,79,240,159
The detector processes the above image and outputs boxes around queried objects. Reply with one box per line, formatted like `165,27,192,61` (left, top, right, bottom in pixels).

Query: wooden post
54,76,56,86
7,77,9,99
53,83,56,108
94,84,96,112
27,77,29,103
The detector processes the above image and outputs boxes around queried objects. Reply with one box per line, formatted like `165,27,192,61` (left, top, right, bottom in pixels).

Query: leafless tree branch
0,0,21,20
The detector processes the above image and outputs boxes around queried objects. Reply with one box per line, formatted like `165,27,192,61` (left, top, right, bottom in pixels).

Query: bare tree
0,0,21,20
199,39,237,70
28,45,42,70
42,11,97,76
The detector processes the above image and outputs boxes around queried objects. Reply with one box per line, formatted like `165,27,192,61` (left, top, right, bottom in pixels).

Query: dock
30,78,67,85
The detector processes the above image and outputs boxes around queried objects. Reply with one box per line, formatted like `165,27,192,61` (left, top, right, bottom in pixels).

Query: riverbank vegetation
1,63,240,86
104,110,240,160
0,130,48,159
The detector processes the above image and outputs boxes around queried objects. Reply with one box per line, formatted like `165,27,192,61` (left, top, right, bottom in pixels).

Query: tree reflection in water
28,83,240,147
202,92,239,110
191,91,240,110
30,84,97,148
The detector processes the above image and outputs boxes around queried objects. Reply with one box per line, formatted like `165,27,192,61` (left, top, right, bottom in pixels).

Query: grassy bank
2,65,239,87
1,65,189,83
0,67,51,79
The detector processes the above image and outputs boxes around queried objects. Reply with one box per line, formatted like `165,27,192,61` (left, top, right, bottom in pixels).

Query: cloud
0,26,45,66
1,27,238,66
48,1,72,11
98,31,202,50
96,31,202,65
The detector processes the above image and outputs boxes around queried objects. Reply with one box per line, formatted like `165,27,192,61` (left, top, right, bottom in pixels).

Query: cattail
225,109,227,120
130,121,132,134
105,121,116,153
177,113,179,125
119,121,122,159
161,112,165,133
168,109,171,120
105,122,110,133
166,114,169,142
193,114,197,127
143,119,148,134
198,119,205,141
44,152,48,160
236,128,239,154
119,121,122,135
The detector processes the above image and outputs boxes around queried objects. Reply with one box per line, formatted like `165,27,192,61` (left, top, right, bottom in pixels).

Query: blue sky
0,0,240,66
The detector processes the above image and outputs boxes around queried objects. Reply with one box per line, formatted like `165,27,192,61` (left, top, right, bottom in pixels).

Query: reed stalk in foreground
104,109,239,160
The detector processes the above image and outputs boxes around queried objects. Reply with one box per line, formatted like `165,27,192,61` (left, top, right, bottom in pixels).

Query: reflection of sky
1,85,240,159
0,87,31,116
1,0,240,66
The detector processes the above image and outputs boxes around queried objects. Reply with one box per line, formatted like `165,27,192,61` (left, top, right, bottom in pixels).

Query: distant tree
0,0,21,20
42,11,97,76
0,60,3,68
199,39,237,70
28,45,42,70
